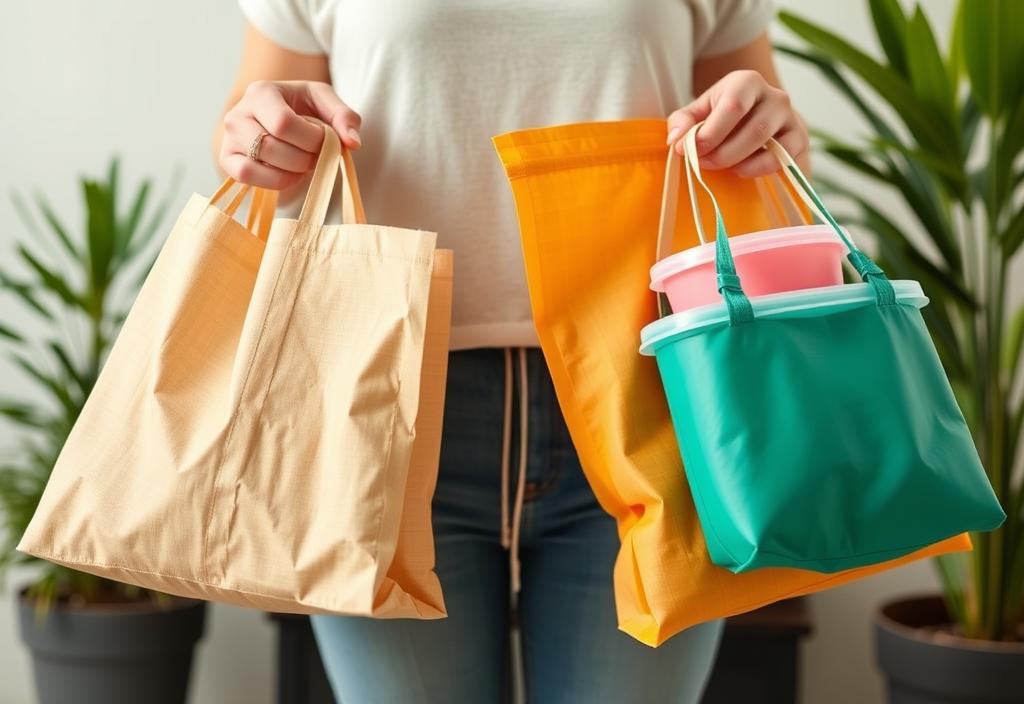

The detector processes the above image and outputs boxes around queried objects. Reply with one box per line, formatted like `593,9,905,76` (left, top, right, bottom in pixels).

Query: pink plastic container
650,225,846,313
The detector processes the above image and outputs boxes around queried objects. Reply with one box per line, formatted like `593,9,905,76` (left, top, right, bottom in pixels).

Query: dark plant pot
876,594,1024,704
18,589,207,704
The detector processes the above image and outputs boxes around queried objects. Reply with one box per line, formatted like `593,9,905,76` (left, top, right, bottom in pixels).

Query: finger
694,74,763,157
700,100,789,170
245,81,325,152
732,127,809,178
730,150,778,178
301,82,363,150
761,125,809,169
229,117,318,174
667,93,710,154
220,152,305,190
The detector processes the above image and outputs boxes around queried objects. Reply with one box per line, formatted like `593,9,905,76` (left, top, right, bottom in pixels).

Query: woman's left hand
666,70,808,178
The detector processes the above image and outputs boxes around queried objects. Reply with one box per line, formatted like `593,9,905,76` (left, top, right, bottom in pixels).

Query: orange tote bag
19,125,452,619
493,119,971,647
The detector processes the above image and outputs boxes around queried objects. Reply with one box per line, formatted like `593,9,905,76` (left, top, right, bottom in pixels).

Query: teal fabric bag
640,126,1005,574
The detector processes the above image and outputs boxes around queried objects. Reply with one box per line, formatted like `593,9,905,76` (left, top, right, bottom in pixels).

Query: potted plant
0,160,207,704
778,1,1023,701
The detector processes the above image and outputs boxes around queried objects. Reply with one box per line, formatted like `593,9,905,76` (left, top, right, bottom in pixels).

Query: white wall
0,2,976,703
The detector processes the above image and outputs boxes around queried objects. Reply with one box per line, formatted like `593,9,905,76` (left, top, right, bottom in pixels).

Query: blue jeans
311,348,723,703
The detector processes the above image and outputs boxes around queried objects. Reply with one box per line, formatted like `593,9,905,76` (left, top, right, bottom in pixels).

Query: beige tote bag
18,125,453,619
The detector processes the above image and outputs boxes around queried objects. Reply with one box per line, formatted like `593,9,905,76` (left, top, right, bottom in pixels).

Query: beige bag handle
209,179,254,218
245,187,279,242
205,121,362,241
297,122,367,230
656,128,811,264
206,180,278,241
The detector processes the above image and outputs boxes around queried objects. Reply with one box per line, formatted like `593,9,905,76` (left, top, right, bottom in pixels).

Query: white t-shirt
238,0,775,349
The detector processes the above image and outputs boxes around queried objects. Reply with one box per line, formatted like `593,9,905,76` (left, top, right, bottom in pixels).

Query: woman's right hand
218,80,362,190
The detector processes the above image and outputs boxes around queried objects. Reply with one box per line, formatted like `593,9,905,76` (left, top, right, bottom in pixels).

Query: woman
215,2,807,702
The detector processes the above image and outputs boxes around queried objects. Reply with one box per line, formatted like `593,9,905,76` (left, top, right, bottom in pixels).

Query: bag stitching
198,223,302,583
505,149,668,180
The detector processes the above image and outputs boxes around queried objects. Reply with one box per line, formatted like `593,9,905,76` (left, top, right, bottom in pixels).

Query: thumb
666,92,711,155
299,82,364,150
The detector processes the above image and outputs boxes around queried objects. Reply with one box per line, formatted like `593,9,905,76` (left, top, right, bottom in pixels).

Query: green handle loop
778,154,896,306
679,131,755,323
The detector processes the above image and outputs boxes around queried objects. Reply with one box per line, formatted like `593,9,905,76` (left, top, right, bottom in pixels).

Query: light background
0,1,999,703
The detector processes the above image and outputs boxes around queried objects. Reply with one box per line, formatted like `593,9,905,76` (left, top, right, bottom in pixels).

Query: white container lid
639,281,928,355
650,225,847,292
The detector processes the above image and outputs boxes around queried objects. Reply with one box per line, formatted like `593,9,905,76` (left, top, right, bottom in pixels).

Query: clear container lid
639,281,928,355
650,225,846,292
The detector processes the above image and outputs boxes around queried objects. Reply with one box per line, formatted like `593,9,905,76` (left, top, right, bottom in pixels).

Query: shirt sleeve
692,0,776,59
238,0,325,55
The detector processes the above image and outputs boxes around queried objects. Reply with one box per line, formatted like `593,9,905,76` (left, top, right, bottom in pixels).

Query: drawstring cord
500,347,529,593
500,349,513,549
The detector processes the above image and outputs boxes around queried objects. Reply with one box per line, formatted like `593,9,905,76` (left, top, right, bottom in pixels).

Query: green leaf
1005,96,1024,167
0,324,24,343
0,401,47,430
868,136,965,188
9,193,45,239
118,179,151,257
46,341,87,396
83,179,117,306
959,94,982,163
126,165,181,261
1002,203,1024,256
868,0,908,77
947,0,966,93
935,553,969,627
777,46,904,143
0,273,54,321
994,97,1024,217
778,44,963,262
34,194,81,262
905,6,956,124
1004,305,1024,385
817,143,961,270
815,138,888,180
962,0,1024,118
875,166,960,270
107,158,120,213
17,246,85,310
9,354,78,418
778,11,956,157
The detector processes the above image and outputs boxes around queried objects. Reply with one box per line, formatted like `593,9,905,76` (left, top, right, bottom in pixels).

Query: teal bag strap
655,125,896,323
761,140,896,306
678,128,755,323
655,127,755,321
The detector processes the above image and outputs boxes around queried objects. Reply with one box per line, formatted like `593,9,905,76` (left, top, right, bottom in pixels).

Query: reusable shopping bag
493,118,973,646
18,124,453,619
641,124,1005,574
